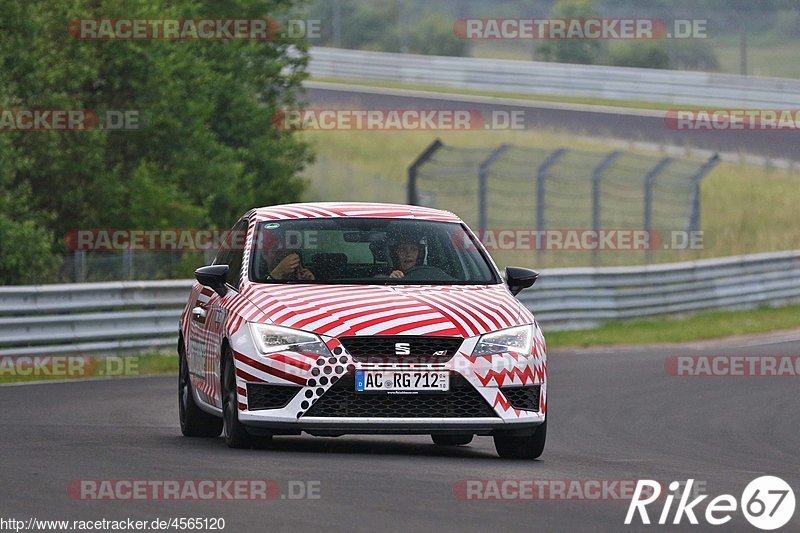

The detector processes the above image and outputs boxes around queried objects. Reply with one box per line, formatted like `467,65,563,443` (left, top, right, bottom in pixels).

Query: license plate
355,370,449,393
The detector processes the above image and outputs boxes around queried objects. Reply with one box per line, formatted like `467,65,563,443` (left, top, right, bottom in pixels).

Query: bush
0,181,60,285
668,39,720,71
537,0,606,65
406,13,467,56
609,41,671,69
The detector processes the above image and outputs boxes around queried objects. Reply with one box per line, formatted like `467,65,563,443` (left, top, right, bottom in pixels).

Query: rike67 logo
626,477,795,530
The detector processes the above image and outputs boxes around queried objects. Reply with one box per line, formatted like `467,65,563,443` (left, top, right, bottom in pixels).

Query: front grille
303,373,497,418
500,385,541,412
247,383,300,411
338,336,464,364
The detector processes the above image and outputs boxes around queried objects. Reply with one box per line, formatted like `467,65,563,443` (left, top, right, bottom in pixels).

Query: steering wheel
401,265,453,281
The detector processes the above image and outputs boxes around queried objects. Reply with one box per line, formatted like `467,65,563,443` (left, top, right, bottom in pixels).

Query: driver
389,237,420,279
265,249,315,281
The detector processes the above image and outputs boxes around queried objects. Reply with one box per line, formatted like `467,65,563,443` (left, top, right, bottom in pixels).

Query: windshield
250,218,498,285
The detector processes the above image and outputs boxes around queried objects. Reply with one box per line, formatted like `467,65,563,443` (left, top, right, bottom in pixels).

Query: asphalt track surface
304,83,800,162
2,333,799,532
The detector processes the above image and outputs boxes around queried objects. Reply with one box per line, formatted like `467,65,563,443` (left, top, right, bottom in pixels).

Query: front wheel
179,342,223,437
493,420,546,460
221,347,271,449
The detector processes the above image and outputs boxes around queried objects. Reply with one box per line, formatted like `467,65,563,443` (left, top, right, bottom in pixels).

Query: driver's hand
297,267,315,281
270,253,300,279
389,270,404,278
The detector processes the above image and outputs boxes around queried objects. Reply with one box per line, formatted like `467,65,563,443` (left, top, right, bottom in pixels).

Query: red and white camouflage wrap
179,202,546,427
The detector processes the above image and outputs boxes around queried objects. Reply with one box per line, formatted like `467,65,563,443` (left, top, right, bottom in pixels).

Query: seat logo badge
395,342,411,355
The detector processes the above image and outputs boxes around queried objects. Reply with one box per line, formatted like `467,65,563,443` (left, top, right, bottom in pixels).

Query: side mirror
195,265,229,297
505,266,539,296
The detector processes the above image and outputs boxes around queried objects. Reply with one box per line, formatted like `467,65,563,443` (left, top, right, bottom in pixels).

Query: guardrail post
477,143,511,233
536,148,568,233
591,151,622,265
686,154,720,233
407,139,443,205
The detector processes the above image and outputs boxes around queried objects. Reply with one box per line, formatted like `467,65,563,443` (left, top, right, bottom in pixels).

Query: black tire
493,419,547,460
431,434,473,446
221,347,271,449
179,341,223,437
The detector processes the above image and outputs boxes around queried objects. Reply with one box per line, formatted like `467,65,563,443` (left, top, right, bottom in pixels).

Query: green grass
309,76,702,112
548,304,800,348
714,41,800,79
0,353,176,385
300,128,800,268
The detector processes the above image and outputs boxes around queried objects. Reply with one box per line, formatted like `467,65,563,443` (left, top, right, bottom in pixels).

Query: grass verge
547,304,800,348
301,128,800,268
0,352,176,385
309,76,706,112
2,306,798,385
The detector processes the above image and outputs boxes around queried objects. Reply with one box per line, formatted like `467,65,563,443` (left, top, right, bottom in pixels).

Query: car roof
250,202,462,223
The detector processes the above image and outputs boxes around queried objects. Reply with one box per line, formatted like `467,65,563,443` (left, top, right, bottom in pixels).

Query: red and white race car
179,202,547,458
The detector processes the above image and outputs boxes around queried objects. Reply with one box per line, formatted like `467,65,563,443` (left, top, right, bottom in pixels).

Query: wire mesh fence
408,140,719,267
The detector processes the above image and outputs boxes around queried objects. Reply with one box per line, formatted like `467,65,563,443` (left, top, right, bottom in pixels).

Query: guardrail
1,250,799,356
309,47,800,108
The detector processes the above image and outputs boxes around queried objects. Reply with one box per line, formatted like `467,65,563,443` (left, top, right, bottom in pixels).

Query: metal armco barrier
309,47,800,108
1,250,799,356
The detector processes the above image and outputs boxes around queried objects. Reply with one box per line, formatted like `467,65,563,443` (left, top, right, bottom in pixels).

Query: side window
214,219,248,290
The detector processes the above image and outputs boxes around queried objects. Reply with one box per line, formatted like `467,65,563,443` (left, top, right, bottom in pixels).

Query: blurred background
3,0,799,285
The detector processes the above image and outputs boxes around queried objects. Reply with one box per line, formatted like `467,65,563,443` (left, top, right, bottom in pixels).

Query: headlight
248,323,331,356
472,325,533,357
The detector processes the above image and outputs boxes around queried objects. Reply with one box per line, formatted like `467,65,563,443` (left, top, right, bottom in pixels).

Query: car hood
240,283,532,338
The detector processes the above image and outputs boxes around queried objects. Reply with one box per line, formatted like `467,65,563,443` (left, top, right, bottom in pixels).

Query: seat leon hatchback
179,202,547,458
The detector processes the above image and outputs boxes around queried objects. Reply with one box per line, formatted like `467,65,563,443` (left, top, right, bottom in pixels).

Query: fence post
591,151,622,232
643,157,673,232
407,139,443,205
74,251,86,282
686,153,720,233
122,249,134,280
643,157,673,263
477,143,511,232
591,151,622,265
536,148,568,233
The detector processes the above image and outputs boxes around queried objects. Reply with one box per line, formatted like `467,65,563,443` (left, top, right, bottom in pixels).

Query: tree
537,0,605,65
0,0,312,282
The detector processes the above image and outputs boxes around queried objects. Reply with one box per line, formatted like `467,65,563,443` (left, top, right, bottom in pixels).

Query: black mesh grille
500,385,541,412
338,336,464,364
247,383,300,411
303,373,497,418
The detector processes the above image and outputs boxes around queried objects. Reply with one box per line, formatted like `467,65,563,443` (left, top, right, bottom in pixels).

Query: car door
187,218,248,408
